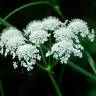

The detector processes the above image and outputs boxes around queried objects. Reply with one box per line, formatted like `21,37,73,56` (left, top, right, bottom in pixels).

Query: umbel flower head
46,40,83,64
16,44,41,71
29,29,50,47
46,18,95,63
24,20,43,36
42,16,63,31
67,19,95,41
53,27,75,42
0,27,26,58
0,16,95,71
0,27,24,44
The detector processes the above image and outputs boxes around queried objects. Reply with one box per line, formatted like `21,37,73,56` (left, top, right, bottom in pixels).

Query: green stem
52,58,59,69
49,0,65,20
4,1,65,21
36,63,46,71
48,71,62,96
0,18,12,27
85,50,96,75
48,32,51,65
53,5,65,20
37,62,62,96
48,0,56,4
0,80,4,96
39,45,47,66
59,64,65,84
4,1,53,20
68,61,96,81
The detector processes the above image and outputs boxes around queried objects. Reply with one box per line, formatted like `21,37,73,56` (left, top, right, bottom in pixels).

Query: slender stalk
49,0,65,20
38,63,62,96
0,80,4,96
85,50,96,75
59,64,65,84
48,0,56,4
53,5,65,20
0,18,12,27
4,1,53,20
48,32,51,65
36,63,46,71
48,71,62,96
68,61,96,81
52,57,60,69
4,1,65,21
37,62,62,96
39,45,47,66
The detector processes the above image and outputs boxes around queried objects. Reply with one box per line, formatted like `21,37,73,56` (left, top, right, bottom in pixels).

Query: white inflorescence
67,19,95,42
53,27,75,41
16,44,41,71
46,40,83,64
45,18,95,64
29,30,50,47
88,29,95,42
0,27,26,57
0,27,23,44
42,16,63,31
0,16,95,71
24,20,43,36
4,36,26,58
67,19,89,36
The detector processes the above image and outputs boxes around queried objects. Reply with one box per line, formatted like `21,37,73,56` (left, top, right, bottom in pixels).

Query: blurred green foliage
88,89,96,96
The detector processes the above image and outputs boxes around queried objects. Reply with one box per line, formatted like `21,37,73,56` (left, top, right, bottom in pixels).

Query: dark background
0,0,96,96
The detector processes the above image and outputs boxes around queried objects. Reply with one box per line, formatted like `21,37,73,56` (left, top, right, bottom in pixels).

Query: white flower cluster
0,27,26,57
46,40,83,64
42,16,63,31
67,19,95,41
53,27,75,41
16,44,41,71
0,16,95,71
24,16,62,46
29,30,50,47
0,27,41,71
46,18,95,64
24,20,43,36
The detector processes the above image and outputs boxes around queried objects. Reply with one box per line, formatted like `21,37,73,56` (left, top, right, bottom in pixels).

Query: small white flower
0,42,3,54
42,16,63,31
29,30,50,47
24,20,43,36
16,44,41,71
46,50,51,57
13,62,18,69
21,61,33,71
88,29,95,42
